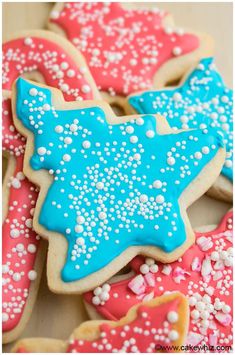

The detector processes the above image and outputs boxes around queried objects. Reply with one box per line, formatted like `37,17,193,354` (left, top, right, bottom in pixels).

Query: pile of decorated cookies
2,2,233,353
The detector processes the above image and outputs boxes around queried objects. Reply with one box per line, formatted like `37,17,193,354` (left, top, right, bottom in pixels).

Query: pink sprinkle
197,236,213,251
214,260,225,270
203,274,211,283
172,266,190,284
215,312,232,326
213,271,223,281
142,291,154,302
186,332,204,346
206,286,215,296
209,334,218,346
161,265,172,275
128,274,146,295
191,257,201,272
144,272,155,287
201,256,212,277
209,320,217,330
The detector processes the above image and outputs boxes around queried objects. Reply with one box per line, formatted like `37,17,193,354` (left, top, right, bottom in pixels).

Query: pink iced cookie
2,30,99,343
84,211,233,351
12,293,189,353
48,2,213,102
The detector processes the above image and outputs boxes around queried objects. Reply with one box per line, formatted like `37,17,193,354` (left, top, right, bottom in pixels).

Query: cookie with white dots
127,57,233,202
11,293,189,353
83,210,233,350
2,30,100,343
12,77,225,294
48,2,214,110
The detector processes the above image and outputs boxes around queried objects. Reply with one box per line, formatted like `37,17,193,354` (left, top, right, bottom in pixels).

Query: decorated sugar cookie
84,210,233,351
12,77,225,294
12,293,189,353
128,58,233,202
48,2,214,107
2,30,99,343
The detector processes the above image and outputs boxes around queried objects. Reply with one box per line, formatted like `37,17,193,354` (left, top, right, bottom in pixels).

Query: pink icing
84,211,233,350
2,34,95,333
49,2,200,96
67,295,184,352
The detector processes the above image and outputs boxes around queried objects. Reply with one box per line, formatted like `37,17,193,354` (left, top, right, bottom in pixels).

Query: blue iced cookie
12,77,225,293
128,58,233,201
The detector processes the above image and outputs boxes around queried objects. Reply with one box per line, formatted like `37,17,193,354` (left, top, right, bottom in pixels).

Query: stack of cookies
2,2,233,353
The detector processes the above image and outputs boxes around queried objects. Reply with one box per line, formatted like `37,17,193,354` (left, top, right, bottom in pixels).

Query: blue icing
129,57,233,181
16,77,224,282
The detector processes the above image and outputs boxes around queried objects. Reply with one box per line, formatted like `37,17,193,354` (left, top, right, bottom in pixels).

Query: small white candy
150,264,158,273
96,182,104,190
37,147,46,156
100,292,110,301
155,195,165,204
43,104,51,111
102,284,111,292
29,88,38,96
10,229,20,238
194,152,202,160
140,194,148,203
146,130,155,138
13,272,21,282
145,258,155,266
168,330,179,341
202,146,210,154
82,85,91,93
172,46,182,56
25,218,33,228
24,37,33,46
70,124,78,132
16,243,24,252
99,212,107,220
55,125,64,133
63,154,71,162
133,153,141,161
28,244,37,253
222,305,231,314
173,93,182,101
82,140,91,149
67,69,75,78
167,157,175,166
153,180,162,189
28,270,37,281
76,237,85,245
130,135,138,144
140,264,149,274
136,117,144,125
2,313,9,322
126,126,134,134
191,309,200,319
75,225,84,233
64,137,72,144
94,287,102,296
92,296,101,305
76,216,85,224
167,311,179,323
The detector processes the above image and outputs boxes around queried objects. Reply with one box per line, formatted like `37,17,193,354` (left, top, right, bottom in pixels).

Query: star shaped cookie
12,78,224,293
128,58,233,201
